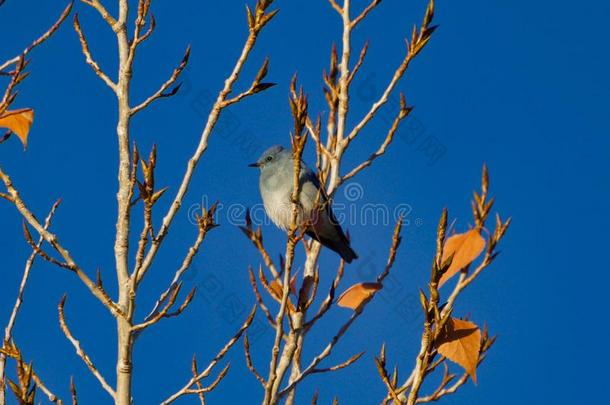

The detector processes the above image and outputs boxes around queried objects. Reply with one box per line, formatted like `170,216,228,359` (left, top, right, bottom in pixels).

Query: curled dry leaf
435,317,481,382
439,228,485,287
0,108,34,148
337,282,382,310
268,280,296,312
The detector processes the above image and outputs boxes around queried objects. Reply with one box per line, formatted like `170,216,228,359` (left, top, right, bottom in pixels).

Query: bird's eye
266,156,273,162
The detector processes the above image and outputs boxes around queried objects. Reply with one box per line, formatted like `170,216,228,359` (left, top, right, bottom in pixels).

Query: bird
249,145,358,263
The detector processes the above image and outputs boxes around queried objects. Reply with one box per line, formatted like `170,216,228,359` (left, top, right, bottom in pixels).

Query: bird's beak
248,162,260,168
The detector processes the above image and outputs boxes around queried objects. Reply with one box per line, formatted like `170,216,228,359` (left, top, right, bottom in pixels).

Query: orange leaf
436,318,481,382
439,228,485,286
0,108,34,148
268,280,296,312
268,280,282,297
337,282,381,310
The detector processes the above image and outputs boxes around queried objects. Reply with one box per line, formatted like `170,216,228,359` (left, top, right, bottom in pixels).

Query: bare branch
327,0,343,14
131,145,158,283
340,93,412,186
310,351,364,374
351,0,381,28
130,45,191,115
191,356,206,405
288,84,332,165
79,0,117,28
342,0,436,150
132,283,192,332
0,56,27,114
0,341,64,405
144,203,218,319
347,41,368,84
3,200,61,339
186,363,230,396
22,222,72,270
73,14,117,91
58,296,116,399
280,219,403,398
240,210,280,280
244,334,266,387
0,200,61,398
131,0,152,47
0,167,123,317
161,306,256,405
0,2,73,73
31,370,63,405
137,0,278,283
221,57,276,107
375,344,411,405
248,266,276,328
137,14,156,45
304,260,344,331
70,377,78,405
279,310,360,397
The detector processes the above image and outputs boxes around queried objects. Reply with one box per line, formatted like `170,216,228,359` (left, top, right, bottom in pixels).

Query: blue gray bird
249,145,358,263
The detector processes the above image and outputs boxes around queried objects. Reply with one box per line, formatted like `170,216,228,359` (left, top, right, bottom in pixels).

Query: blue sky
1,0,609,404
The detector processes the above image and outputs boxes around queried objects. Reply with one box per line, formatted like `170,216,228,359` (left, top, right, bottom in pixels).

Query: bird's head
248,145,289,171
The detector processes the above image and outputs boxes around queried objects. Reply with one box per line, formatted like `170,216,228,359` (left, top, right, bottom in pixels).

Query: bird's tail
336,241,358,263
307,229,358,263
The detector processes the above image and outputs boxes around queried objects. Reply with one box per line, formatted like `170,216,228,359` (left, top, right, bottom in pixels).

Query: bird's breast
259,166,318,231
261,187,291,230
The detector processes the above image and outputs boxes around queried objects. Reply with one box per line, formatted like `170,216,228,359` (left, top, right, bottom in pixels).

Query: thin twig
130,45,190,115
73,14,117,91
244,334,266,387
0,2,73,73
351,0,381,28
248,266,276,328
31,370,63,405
0,167,123,318
191,356,206,405
160,306,256,404
132,284,195,332
341,0,436,151
137,1,278,280
280,219,403,398
0,341,65,405
58,296,116,399
309,351,364,374
80,0,117,28
328,0,343,14
143,204,218,319
70,377,78,405
0,200,61,398
240,212,281,280
340,94,412,186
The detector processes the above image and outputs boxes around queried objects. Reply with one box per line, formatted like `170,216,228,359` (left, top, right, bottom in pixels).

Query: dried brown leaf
268,280,296,312
337,282,381,310
0,108,34,147
439,228,485,286
436,317,481,382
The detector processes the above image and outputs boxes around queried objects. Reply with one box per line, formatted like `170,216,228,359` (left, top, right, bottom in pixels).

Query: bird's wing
300,165,346,231
299,164,329,207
